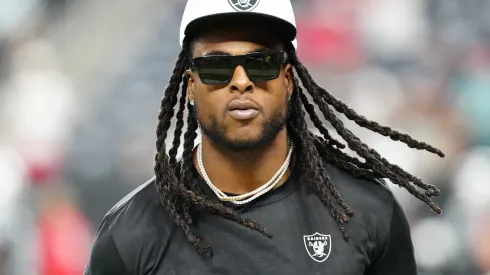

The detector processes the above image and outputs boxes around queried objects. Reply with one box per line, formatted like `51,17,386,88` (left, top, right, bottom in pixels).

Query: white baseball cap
180,0,297,49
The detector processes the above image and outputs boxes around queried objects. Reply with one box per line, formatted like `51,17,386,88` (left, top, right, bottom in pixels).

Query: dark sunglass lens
195,57,233,84
245,53,282,81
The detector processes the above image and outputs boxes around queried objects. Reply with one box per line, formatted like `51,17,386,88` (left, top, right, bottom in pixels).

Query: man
85,0,444,274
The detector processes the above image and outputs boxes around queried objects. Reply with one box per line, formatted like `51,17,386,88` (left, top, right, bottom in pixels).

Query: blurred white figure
452,147,490,230
411,218,460,270
0,147,35,275
0,36,76,275
0,147,26,243
358,0,429,58
3,37,76,182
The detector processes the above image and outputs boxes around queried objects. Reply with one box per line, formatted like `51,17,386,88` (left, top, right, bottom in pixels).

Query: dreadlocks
153,39,444,256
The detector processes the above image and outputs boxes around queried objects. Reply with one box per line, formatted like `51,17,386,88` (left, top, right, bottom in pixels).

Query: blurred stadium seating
0,0,489,274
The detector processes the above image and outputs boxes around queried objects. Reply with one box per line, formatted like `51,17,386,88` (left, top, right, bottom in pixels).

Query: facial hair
195,100,288,151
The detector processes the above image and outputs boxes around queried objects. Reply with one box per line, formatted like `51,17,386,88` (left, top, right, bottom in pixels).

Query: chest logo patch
303,233,332,263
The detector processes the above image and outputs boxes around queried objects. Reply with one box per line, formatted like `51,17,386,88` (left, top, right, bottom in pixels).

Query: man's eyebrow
203,50,230,56
202,47,273,57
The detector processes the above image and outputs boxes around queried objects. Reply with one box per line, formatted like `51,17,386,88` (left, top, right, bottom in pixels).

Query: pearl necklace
197,139,294,205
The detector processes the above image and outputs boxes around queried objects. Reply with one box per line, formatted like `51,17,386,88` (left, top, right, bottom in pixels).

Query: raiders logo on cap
228,0,260,12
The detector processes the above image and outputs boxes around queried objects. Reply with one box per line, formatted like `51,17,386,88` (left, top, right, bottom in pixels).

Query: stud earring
190,100,195,106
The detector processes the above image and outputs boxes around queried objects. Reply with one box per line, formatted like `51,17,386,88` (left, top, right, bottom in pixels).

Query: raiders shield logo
303,233,332,263
228,0,260,12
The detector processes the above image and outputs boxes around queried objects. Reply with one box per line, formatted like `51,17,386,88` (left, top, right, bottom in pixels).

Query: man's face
187,26,293,150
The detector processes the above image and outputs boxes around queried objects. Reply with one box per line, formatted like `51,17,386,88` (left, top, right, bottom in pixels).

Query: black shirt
85,161,416,275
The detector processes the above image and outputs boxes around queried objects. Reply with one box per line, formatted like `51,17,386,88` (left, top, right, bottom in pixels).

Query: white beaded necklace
197,139,294,205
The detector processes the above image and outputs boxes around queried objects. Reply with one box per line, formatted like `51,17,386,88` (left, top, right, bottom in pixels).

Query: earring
288,96,291,101
190,100,195,106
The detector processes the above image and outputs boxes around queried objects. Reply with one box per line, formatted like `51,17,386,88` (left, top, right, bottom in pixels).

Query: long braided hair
153,39,444,256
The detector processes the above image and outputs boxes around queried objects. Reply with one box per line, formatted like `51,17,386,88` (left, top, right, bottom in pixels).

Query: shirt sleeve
84,219,128,275
364,200,417,275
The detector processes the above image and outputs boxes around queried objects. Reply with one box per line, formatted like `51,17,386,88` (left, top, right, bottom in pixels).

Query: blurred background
0,0,489,274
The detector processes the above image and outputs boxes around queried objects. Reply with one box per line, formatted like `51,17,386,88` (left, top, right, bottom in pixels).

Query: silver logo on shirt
303,233,332,262
227,0,260,12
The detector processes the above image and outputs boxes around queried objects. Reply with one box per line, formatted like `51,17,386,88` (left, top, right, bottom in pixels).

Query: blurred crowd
0,0,489,274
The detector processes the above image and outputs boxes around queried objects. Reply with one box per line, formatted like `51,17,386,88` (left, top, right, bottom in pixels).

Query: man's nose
229,65,254,93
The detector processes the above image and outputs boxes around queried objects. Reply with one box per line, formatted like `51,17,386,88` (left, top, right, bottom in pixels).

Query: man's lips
227,100,260,120
227,100,259,111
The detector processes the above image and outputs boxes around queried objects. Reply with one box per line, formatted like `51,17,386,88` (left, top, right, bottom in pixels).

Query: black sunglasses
190,51,288,85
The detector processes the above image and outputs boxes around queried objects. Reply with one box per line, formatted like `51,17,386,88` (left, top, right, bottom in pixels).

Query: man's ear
284,64,294,98
186,70,196,103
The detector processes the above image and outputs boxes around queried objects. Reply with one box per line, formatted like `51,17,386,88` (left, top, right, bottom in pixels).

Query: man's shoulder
97,177,171,237
321,160,408,256
87,177,172,274
322,161,397,219
106,176,160,218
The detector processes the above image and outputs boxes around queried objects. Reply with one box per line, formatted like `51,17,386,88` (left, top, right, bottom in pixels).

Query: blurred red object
17,141,64,184
37,201,93,275
295,1,365,69
297,22,363,68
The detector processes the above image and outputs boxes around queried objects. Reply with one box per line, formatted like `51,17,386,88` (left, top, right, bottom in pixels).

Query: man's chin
211,135,267,151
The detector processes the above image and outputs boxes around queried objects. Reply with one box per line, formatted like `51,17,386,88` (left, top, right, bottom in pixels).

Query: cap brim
184,12,296,44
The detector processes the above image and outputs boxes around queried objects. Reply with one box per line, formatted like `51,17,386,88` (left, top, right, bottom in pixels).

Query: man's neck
194,130,292,195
